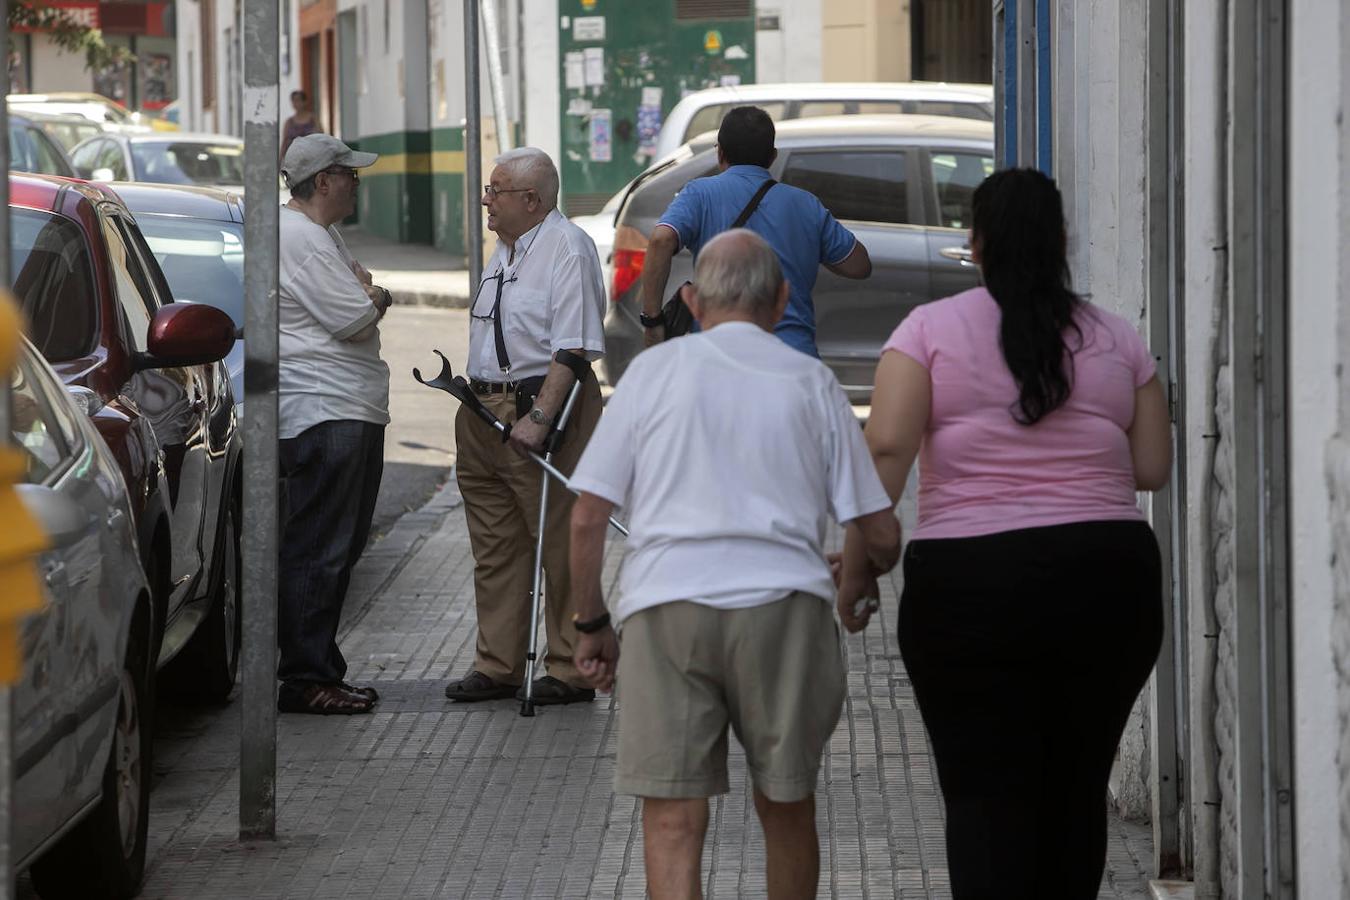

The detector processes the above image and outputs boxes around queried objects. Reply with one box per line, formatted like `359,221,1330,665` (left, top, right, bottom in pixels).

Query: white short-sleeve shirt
568,321,893,624
468,208,607,381
278,205,390,439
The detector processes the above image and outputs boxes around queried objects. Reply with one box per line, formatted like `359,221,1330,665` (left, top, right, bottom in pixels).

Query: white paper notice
583,47,605,87
566,97,594,116
573,15,605,41
564,51,585,90
640,86,663,107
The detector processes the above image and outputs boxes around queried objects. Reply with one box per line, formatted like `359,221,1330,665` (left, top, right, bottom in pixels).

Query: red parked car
8,173,243,702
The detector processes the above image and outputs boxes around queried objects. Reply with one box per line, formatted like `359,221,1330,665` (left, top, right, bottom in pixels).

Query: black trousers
278,419,385,686
898,520,1163,900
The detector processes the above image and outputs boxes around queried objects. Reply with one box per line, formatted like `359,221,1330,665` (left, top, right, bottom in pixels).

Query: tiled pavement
52,479,1154,899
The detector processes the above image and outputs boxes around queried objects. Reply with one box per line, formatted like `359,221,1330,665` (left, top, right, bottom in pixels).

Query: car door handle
940,246,976,266
106,508,125,529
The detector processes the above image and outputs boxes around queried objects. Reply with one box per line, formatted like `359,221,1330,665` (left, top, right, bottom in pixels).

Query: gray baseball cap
281,133,378,187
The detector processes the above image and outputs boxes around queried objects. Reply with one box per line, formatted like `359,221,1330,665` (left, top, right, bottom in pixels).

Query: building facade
997,0,1348,895
175,0,990,252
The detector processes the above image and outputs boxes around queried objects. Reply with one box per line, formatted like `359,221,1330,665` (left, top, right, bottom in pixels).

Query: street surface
372,305,468,537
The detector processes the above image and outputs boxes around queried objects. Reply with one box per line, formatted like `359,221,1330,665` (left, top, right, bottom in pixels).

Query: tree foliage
7,1,135,74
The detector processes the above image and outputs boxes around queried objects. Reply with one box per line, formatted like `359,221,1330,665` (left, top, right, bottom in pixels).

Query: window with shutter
675,0,752,20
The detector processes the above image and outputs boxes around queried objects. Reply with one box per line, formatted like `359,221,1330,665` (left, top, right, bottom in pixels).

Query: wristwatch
573,611,612,634
638,310,664,329
527,407,550,425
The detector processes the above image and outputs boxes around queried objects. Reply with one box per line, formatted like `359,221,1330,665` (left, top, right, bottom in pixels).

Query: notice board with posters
557,0,755,216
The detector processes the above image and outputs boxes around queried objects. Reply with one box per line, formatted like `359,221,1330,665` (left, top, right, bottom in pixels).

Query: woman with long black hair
838,168,1172,898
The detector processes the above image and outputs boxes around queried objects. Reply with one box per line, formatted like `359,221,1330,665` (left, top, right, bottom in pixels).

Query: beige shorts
614,591,846,803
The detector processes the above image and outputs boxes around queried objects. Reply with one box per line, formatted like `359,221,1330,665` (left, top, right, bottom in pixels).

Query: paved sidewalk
339,226,471,309
87,479,1153,899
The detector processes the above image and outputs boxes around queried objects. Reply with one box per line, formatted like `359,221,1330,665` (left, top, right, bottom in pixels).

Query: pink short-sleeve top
883,286,1157,540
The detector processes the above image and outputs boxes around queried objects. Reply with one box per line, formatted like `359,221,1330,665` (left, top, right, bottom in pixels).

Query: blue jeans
278,419,385,685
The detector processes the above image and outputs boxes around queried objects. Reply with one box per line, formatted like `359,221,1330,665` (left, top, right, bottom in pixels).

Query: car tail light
611,248,646,300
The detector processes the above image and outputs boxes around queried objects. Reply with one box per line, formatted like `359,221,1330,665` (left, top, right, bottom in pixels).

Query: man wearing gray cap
276,133,393,715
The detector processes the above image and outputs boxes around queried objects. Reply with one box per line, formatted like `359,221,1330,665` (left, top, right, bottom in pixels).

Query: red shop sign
13,2,101,33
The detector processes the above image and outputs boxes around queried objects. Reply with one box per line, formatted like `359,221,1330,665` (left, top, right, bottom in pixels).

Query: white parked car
10,335,155,898
651,81,994,160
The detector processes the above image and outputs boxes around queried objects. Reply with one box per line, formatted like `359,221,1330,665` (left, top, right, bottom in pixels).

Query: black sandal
341,682,379,702
516,676,595,706
278,682,375,715
444,670,518,702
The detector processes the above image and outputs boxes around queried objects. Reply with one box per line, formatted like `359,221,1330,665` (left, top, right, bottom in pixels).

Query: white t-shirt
278,205,390,439
569,320,893,624
468,208,607,381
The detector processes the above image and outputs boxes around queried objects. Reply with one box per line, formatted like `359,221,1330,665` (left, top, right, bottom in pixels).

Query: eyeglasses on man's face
483,184,532,200
322,166,359,182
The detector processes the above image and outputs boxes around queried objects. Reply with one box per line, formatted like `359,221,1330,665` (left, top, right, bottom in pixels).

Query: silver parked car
68,131,244,194
602,114,994,400
11,336,155,898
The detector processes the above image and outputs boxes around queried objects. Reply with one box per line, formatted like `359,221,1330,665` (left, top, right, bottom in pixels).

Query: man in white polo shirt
566,229,901,900
276,133,393,715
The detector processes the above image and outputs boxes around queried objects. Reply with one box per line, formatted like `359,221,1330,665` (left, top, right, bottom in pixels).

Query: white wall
521,0,559,163
755,0,822,84
1289,1,1346,895
29,38,94,94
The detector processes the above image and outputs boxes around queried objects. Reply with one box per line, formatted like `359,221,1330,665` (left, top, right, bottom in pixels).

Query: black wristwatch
573,611,612,634
638,311,664,329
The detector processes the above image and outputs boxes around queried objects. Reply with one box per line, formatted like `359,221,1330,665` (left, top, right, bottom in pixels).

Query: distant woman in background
838,168,1172,898
281,90,321,162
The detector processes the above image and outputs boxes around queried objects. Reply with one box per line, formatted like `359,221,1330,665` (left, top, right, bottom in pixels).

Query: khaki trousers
454,374,602,687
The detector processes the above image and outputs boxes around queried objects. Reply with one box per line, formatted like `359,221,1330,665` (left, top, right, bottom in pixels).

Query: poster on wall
141,53,173,109
589,109,612,162
636,86,663,159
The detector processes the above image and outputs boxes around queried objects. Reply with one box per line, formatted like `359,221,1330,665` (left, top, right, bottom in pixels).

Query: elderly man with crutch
566,230,902,900
444,147,607,709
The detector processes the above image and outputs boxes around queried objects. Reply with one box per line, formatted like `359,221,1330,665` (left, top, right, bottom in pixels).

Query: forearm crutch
517,350,591,716
412,350,628,536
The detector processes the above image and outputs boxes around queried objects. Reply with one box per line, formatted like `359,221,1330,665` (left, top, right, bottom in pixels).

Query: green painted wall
352,130,436,245
557,0,756,214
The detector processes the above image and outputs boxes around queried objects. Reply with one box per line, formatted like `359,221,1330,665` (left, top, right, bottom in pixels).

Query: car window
70,139,104,176
138,217,245,326
930,151,995,229
9,208,98,362
798,101,848,118
8,124,34,172
11,353,70,485
97,141,129,180
908,100,994,122
780,150,912,225
858,102,905,115
28,127,72,176
102,218,157,352
683,104,731,145
130,141,244,187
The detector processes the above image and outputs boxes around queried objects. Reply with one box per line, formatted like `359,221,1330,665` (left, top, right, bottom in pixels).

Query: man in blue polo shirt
638,105,872,356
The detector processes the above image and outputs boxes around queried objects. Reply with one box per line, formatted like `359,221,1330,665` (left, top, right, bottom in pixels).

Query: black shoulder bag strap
732,178,776,229
661,178,777,339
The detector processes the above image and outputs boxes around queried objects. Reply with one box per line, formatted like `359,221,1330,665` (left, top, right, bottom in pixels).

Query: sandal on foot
516,676,596,706
341,682,379,702
278,682,375,715
444,670,518,702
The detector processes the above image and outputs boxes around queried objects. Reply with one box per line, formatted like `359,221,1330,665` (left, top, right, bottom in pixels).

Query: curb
388,289,471,309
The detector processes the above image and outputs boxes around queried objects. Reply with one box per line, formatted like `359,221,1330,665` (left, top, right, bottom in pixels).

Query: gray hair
692,229,784,314
494,147,559,209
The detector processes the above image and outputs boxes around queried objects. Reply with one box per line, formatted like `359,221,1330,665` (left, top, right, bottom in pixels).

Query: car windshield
137,216,244,326
130,141,244,187
9,208,97,361
40,120,101,151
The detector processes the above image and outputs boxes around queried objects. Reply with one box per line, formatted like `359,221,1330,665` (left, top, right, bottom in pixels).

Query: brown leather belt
469,379,519,396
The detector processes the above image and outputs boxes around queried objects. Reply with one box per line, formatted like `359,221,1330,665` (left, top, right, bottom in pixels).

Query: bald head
692,229,785,315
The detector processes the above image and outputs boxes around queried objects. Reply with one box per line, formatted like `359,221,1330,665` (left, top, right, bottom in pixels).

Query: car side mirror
135,302,235,371
16,483,90,549
90,167,115,182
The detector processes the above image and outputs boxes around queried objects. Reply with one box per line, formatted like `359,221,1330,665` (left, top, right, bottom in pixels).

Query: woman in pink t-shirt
839,169,1172,899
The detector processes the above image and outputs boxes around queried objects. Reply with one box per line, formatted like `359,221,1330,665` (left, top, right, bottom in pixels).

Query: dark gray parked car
602,114,994,400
